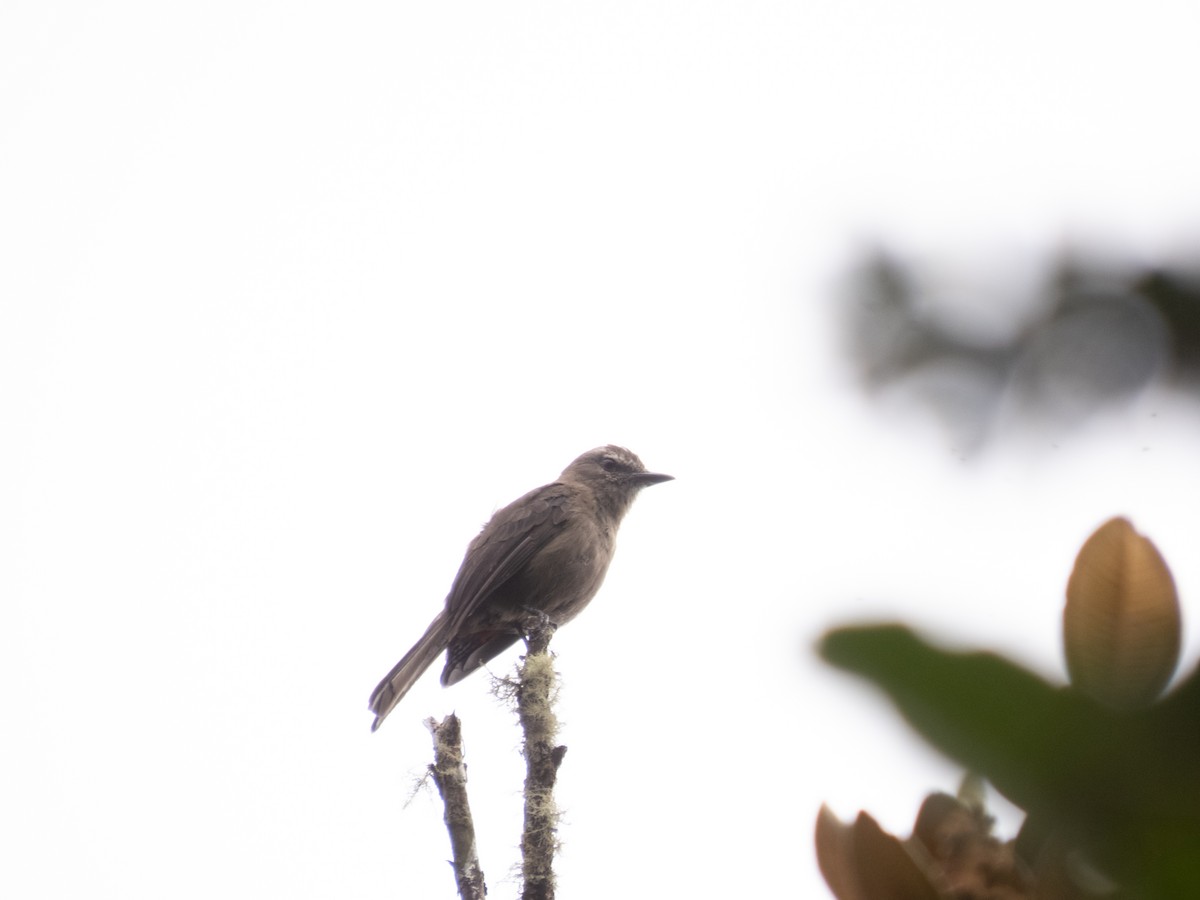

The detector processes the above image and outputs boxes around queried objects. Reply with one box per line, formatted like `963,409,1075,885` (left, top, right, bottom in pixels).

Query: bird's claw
519,608,557,640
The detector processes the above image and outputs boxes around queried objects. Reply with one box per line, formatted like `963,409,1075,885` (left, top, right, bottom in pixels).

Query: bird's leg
519,607,558,645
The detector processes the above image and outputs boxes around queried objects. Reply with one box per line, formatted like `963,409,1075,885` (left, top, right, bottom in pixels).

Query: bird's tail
369,610,451,731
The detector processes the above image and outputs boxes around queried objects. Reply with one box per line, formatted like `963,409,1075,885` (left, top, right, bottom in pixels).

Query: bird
368,445,672,731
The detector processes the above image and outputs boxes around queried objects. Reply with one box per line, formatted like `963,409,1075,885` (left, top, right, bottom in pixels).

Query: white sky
5,3,1200,898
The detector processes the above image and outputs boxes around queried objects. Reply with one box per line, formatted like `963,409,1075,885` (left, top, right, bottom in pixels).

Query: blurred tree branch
842,247,1200,447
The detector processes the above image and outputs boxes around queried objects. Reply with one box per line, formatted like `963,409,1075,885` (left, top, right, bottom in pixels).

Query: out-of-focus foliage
817,785,1041,900
817,518,1200,899
1064,517,1181,710
843,249,1200,447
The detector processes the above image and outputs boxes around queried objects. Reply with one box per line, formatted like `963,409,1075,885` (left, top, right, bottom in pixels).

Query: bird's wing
442,482,571,629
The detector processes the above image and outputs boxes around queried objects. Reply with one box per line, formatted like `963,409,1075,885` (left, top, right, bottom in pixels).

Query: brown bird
368,445,672,731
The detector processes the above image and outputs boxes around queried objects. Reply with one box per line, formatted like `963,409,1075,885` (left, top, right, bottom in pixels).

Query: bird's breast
511,524,614,622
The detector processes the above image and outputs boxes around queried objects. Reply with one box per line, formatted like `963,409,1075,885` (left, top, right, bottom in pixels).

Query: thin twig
517,615,566,900
426,714,487,900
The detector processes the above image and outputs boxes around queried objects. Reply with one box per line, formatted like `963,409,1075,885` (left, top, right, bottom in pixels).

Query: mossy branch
425,714,487,900
517,615,566,900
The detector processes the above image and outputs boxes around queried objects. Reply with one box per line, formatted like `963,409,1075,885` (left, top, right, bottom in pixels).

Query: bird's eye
600,458,620,472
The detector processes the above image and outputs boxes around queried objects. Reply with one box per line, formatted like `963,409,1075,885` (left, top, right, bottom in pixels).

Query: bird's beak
633,471,674,487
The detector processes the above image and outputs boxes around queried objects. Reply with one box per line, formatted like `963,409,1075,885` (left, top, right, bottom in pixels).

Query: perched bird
369,445,672,731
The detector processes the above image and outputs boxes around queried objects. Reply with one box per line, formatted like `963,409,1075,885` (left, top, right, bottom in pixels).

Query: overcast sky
5,3,1200,898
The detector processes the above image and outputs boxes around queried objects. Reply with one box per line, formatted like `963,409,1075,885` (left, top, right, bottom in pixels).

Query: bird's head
561,445,673,515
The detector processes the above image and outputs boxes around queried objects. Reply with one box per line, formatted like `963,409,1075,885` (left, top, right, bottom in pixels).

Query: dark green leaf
819,624,1200,896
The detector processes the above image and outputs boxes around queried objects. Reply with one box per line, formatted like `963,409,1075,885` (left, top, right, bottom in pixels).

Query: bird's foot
519,608,557,644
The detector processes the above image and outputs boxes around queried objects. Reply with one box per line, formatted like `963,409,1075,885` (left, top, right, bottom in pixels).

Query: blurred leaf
912,792,978,861
955,773,988,814
818,624,1200,895
815,806,940,900
911,792,1033,898
1064,517,1181,710
819,625,1106,818
815,806,865,900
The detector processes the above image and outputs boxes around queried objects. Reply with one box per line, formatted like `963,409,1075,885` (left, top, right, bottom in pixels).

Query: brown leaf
816,805,866,900
1064,517,1181,710
815,806,941,900
912,792,1034,898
